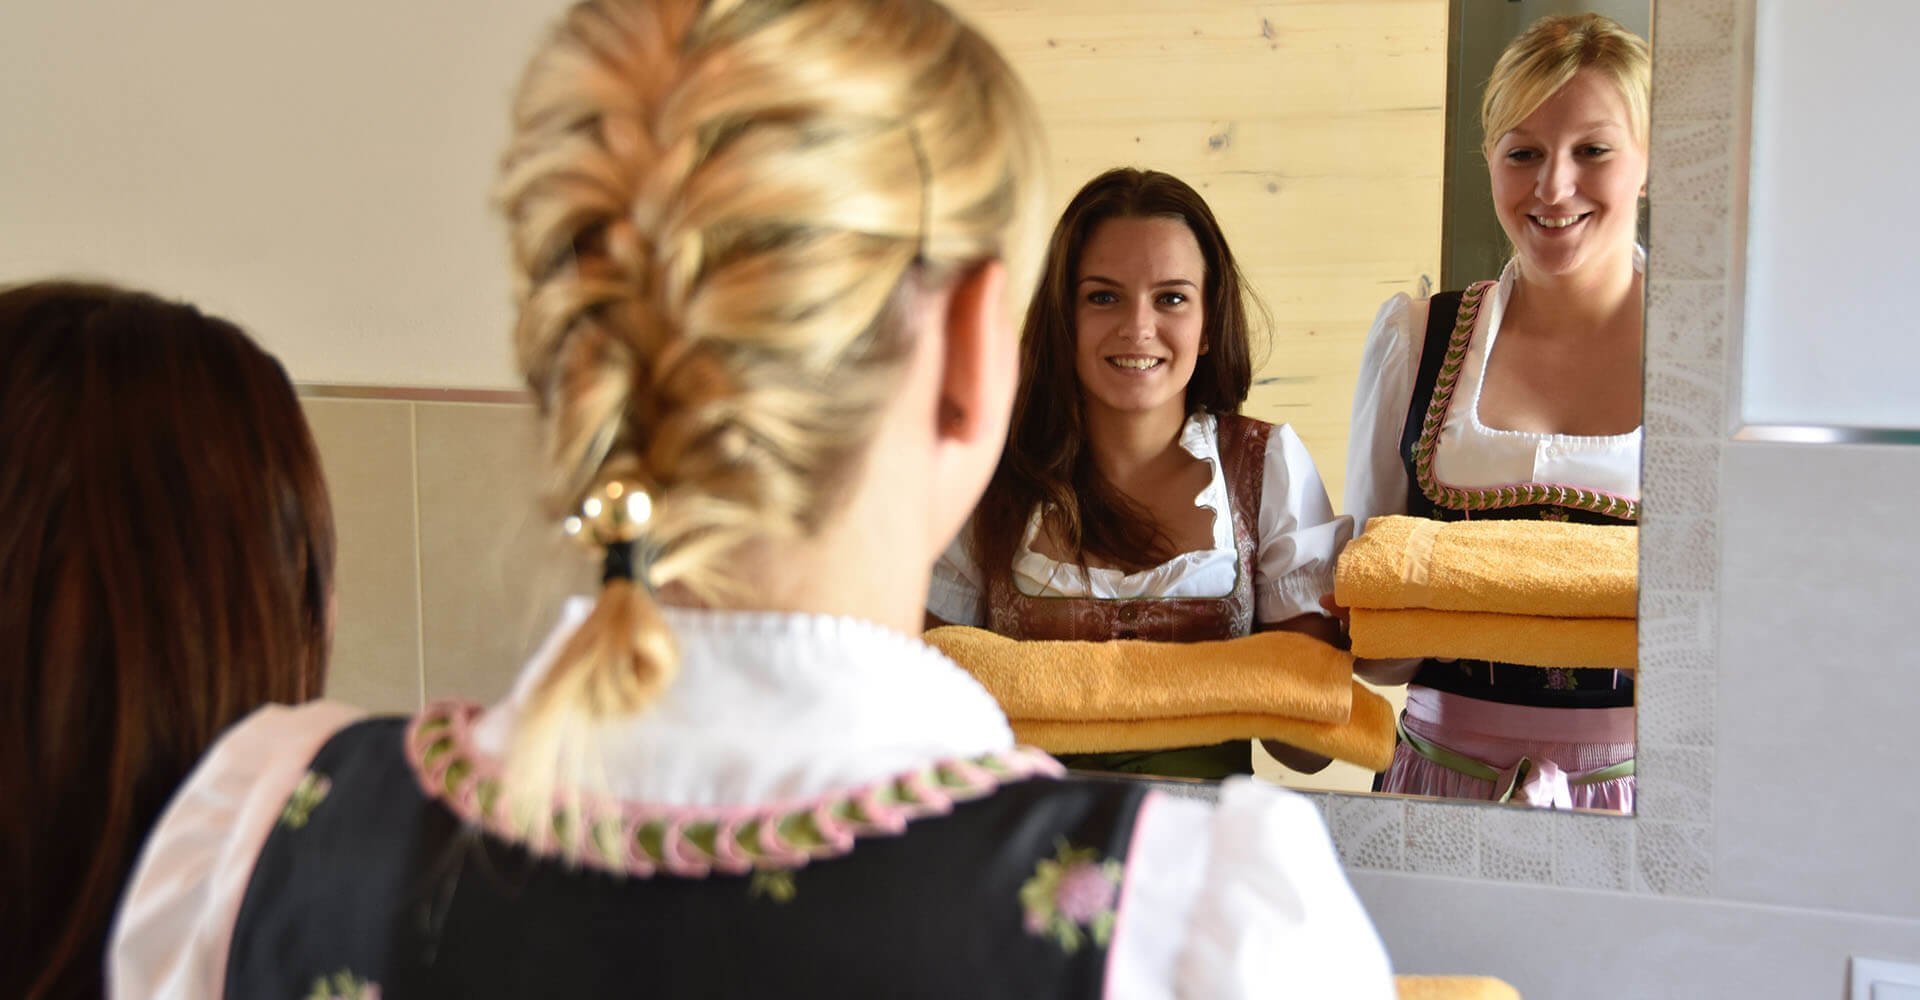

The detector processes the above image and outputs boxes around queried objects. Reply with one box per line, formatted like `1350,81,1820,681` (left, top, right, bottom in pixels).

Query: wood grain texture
951,0,1448,505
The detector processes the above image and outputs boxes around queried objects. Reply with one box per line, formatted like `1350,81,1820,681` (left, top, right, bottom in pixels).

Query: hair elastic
563,478,656,590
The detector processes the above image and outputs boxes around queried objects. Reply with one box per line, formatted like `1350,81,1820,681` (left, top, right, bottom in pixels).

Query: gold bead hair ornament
562,479,657,589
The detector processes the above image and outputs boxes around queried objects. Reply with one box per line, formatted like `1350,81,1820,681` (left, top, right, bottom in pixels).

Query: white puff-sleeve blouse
1342,254,1644,530
929,412,1353,628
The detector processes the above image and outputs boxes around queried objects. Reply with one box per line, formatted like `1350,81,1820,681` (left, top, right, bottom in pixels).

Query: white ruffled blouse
1343,252,1645,528
930,412,1353,627
110,600,1394,999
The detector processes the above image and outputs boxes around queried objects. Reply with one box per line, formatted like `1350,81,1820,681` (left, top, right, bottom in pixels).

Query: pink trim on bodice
405,700,1063,879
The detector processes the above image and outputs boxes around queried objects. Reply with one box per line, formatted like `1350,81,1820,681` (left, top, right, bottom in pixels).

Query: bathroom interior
4,0,1918,996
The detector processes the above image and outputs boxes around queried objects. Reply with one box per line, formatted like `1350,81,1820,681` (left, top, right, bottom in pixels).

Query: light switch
1852,957,1920,1000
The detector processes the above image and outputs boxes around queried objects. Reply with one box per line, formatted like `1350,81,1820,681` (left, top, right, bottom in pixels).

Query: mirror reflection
928,1,1651,811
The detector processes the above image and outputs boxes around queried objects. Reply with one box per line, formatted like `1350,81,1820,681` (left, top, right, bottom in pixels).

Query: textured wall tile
1644,359,1727,440
415,402,595,704
1639,591,1717,671
1478,808,1555,885
1634,745,1714,825
1553,813,1634,891
303,398,422,713
1645,279,1728,365
1638,666,1716,748
1639,515,1718,597
1306,791,1332,828
1654,44,1739,122
1329,795,1406,871
1641,439,1721,520
1656,0,1740,49
1650,200,1732,281
1404,801,1479,878
1635,821,1712,896
1651,119,1735,208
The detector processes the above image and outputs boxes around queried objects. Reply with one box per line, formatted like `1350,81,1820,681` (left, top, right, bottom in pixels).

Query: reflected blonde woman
112,2,1391,995
1344,13,1649,809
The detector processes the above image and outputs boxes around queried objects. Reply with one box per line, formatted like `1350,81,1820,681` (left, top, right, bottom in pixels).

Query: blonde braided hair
495,0,1044,835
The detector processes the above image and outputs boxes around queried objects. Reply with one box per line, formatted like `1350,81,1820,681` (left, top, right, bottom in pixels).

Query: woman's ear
925,259,1015,548
935,260,1013,449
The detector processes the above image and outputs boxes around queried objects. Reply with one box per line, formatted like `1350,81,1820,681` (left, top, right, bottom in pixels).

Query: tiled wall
305,397,592,713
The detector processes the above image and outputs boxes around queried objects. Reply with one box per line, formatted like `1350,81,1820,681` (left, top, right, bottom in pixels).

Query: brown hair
970,167,1266,578
0,281,334,999
494,0,1044,831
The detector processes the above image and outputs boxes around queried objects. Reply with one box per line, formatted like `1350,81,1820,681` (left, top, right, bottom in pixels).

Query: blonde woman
1343,14,1648,809
111,1,1391,996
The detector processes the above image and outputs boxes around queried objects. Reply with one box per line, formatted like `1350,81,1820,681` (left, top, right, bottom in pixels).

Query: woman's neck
1510,249,1643,339
1083,401,1191,488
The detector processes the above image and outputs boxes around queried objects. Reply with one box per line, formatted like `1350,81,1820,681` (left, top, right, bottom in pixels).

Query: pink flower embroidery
1019,840,1123,953
1054,861,1120,924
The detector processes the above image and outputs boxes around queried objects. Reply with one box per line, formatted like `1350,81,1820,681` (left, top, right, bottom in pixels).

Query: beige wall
306,397,592,713
952,0,1447,502
2,2,1443,479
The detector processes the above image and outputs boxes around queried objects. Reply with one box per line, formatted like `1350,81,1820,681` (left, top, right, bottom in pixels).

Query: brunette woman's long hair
969,168,1266,579
0,282,335,999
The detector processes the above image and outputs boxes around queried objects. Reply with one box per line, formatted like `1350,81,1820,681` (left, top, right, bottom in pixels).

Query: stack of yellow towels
924,625,1397,771
1335,516,1637,670
1395,975,1522,1000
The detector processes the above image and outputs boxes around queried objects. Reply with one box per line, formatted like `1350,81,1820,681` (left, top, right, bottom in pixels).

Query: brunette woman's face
1488,68,1648,281
1071,215,1208,426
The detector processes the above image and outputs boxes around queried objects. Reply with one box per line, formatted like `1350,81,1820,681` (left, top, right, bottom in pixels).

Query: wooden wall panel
950,0,1447,505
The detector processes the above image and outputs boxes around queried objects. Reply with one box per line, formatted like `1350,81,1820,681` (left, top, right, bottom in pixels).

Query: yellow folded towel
1337,515,1637,619
1349,607,1636,670
924,625,1352,725
1396,975,1522,1000
1010,679,1398,772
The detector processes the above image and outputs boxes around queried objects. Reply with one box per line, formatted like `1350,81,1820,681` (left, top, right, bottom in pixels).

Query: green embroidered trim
1411,281,1641,521
404,701,1063,878
750,869,798,903
279,771,331,830
303,969,378,1000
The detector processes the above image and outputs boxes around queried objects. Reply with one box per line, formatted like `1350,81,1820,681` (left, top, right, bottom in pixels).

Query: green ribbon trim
1396,716,1634,804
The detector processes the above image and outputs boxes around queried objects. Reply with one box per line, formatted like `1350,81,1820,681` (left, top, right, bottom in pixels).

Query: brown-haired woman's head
494,0,1044,828
972,167,1266,577
0,280,334,999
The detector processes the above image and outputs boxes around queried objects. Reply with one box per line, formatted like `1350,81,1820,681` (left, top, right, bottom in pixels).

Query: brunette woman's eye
1085,290,1117,306
1158,292,1188,307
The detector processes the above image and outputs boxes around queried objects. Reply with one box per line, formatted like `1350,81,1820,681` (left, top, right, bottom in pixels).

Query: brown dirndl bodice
984,413,1273,641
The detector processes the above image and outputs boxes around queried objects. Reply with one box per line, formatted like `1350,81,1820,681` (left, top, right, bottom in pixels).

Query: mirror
941,0,1652,811
0,0,1652,815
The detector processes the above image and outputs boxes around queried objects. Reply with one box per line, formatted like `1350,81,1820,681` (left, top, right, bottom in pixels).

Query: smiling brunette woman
930,168,1352,779
1343,14,1649,809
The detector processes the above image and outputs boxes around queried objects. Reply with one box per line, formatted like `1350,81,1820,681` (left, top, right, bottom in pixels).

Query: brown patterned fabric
985,414,1272,642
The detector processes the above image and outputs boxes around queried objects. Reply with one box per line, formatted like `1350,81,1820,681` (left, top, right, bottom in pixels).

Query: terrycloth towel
924,626,1397,771
1010,679,1397,772
1337,515,1637,619
1395,975,1522,1000
923,625,1353,725
1349,608,1636,671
